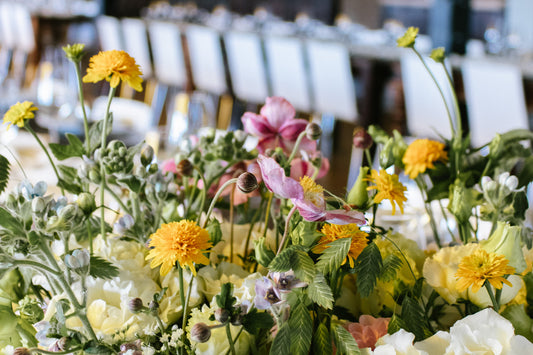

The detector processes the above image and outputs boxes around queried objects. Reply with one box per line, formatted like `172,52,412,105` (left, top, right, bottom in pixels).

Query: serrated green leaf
242,308,274,336
270,322,291,355
268,247,295,272
313,322,332,355
315,237,351,275
0,207,25,236
379,254,403,283
307,273,334,309
289,300,313,355
57,164,82,194
354,242,382,298
49,133,85,160
215,283,236,310
332,324,360,355
293,249,316,283
0,154,10,194
89,255,119,280
388,314,406,334
401,296,431,341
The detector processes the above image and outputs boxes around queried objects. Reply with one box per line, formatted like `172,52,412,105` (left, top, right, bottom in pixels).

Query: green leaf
84,341,114,354
502,304,533,342
270,322,291,355
332,324,360,355
116,175,142,193
242,308,274,336
88,115,113,153
379,254,403,283
291,221,322,248
49,133,85,160
307,273,334,309
354,242,382,298
56,164,83,194
215,283,236,310
268,247,295,272
0,154,10,194
401,296,431,341
206,218,222,246
0,207,25,236
293,249,316,283
89,255,119,280
289,300,313,355
315,237,351,275
388,314,406,334
312,322,332,355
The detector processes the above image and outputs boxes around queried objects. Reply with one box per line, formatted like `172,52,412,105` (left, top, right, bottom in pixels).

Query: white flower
467,274,523,308
159,267,203,325
414,331,450,355
1,345,15,355
197,262,250,301
374,329,428,355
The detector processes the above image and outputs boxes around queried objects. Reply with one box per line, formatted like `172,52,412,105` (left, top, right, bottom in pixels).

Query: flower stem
194,167,208,224
25,125,64,195
225,323,237,355
229,184,236,263
287,130,307,165
277,205,297,254
178,264,187,325
225,327,244,355
13,259,60,275
202,178,238,228
485,281,500,312
243,198,264,262
415,177,441,248
86,218,93,254
73,61,90,153
382,234,417,282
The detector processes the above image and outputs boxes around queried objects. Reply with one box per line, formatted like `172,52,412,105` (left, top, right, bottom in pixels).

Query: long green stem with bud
202,177,238,228
485,281,500,312
225,323,237,355
286,130,307,165
72,61,91,153
277,205,297,254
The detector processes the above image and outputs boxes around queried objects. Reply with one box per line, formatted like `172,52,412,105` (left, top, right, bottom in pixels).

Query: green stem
415,177,441,248
87,218,93,254
195,167,208,224
202,178,238,228
276,205,297,254
485,281,500,312
225,327,244,355
178,264,187,326
13,259,60,275
364,148,373,168
243,198,265,262
73,61,90,153
104,184,131,214
182,272,194,333
100,87,116,150
0,143,27,179
437,199,459,243
382,234,417,282
25,125,64,195
286,130,307,165
262,192,273,238
225,323,237,355
441,62,462,136
229,184,235,263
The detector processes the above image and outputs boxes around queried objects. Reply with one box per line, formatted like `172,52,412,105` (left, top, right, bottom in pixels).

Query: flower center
299,176,325,208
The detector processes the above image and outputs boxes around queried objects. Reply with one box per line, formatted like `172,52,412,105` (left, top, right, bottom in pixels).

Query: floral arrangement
2,27,533,355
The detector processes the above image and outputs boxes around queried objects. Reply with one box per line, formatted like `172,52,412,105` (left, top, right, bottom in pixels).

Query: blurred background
1,0,533,195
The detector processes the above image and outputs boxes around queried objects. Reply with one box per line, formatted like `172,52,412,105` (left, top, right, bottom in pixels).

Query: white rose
374,329,429,355
197,262,250,301
414,331,450,355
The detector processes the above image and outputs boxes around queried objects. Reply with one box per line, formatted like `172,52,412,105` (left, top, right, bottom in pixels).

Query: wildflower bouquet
1,29,533,355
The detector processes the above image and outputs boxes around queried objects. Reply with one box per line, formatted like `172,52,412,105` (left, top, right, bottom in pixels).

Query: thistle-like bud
177,159,194,177
190,322,212,343
32,197,46,214
352,127,373,150
13,348,31,355
214,308,230,324
140,144,155,166
128,298,145,313
237,172,258,193
77,192,96,214
305,122,322,141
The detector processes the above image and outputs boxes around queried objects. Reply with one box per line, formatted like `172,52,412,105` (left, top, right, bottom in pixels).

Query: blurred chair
95,16,124,52
400,52,456,141
121,18,153,79
263,34,312,113
462,60,529,147
223,30,269,105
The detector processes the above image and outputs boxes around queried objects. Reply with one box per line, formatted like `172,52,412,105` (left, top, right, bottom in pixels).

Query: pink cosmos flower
344,315,390,350
242,96,316,153
161,158,178,175
257,155,365,225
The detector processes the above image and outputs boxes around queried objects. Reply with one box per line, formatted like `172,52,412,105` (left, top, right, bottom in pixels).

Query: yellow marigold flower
397,27,418,48
402,139,448,179
366,169,407,215
2,101,38,130
456,248,515,293
82,50,143,91
313,224,368,268
146,220,212,276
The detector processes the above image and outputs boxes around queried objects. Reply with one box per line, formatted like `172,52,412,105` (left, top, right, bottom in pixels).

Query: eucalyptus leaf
0,154,10,194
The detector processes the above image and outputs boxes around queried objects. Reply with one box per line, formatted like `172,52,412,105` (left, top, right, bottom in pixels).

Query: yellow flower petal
366,169,407,215
2,101,38,130
83,50,143,92
402,139,448,179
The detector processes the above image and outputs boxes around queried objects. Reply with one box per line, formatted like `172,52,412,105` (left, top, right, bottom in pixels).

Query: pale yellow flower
402,139,448,179
2,101,37,130
83,50,143,91
146,220,212,276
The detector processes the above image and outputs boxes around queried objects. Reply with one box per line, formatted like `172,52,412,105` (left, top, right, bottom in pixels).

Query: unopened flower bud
58,204,77,222
214,308,230,324
65,249,90,274
13,348,31,355
140,144,155,166
353,127,373,150
347,166,369,208
32,197,46,214
430,47,445,63
177,159,194,177
305,123,322,140
77,193,96,214
237,172,258,193
148,163,159,174
63,43,85,62
191,322,212,343
128,298,145,313
88,169,101,183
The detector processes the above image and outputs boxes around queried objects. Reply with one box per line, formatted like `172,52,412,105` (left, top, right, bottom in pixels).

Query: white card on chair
401,52,455,140
121,18,152,78
306,39,357,122
462,60,529,147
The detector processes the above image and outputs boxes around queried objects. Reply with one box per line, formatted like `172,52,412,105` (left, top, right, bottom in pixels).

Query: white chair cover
12,3,35,53
401,52,456,140
462,60,529,147
263,35,311,112
121,18,153,78
0,2,16,50
186,24,227,95
224,30,269,103
305,39,357,122
147,21,187,87
95,16,124,52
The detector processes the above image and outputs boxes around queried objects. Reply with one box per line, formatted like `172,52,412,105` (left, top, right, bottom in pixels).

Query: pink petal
324,209,366,225
257,155,303,200
260,97,296,130
293,199,327,222
242,112,276,138
278,118,309,141
257,136,279,153
289,158,329,180
161,159,177,174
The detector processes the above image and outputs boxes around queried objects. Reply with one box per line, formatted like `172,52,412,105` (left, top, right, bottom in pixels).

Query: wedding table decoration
2,28,533,354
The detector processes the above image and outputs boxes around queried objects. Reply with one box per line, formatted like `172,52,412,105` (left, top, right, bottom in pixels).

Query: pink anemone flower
242,96,316,153
257,155,365,225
